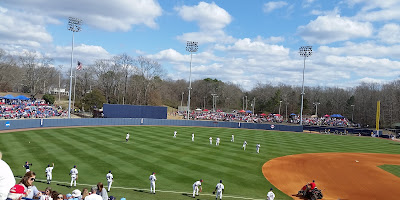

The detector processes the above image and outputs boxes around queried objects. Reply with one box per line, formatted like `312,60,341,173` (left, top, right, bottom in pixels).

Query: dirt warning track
262,153,400,200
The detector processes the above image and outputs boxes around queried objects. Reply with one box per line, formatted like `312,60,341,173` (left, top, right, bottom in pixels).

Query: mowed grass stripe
2,126,399,200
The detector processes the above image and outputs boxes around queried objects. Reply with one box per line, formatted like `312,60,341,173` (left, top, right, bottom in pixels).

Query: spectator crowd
0,98,67,119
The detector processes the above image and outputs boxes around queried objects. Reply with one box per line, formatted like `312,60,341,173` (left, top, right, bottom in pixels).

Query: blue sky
1,0,400,90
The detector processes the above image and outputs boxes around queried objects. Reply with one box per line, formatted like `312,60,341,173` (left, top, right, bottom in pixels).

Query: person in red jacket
309,180,316,190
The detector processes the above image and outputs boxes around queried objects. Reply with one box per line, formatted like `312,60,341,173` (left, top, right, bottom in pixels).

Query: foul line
21,177,266,200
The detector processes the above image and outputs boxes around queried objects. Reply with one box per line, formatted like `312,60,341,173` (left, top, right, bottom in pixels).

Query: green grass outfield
0,126,399,200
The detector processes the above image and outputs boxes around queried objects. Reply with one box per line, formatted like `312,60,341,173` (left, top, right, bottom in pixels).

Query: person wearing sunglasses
39,187,53,200
56,193,64,200
18,171,42,199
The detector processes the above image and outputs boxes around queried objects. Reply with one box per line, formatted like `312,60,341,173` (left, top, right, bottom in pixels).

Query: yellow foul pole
376,101,380,131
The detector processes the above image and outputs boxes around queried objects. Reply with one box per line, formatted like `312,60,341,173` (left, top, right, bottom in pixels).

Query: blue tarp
290,113,297,116
2,94,17,100
16,95,30,100
330,114,344,118
245,110,252,113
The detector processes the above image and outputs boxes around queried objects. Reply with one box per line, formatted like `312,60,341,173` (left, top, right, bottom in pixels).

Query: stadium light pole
313,102,320,116
58,65,63,103
181,92,184,107
279,100,282,115
299,46,312,125
211,94,217,112
351,104,355,122
67,17,82,119
186,41,198,120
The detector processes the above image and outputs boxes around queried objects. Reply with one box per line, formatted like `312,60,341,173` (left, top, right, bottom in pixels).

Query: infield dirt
262,153,400,200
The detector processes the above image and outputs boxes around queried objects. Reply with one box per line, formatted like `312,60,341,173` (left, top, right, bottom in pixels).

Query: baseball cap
74,165,76,168
9,184,26,194
270,188,273,191
152,172,155,174
109,170,112,173
66,193,72,198
200,179,203,182
72,189,81,197
108,196,115,200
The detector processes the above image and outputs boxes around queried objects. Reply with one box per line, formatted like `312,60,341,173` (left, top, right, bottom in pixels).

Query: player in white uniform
209,137,212,145
231,134,234,142
243,140,247,150
192,133,195,142
106,170,113,192
256,144,261,153
149,172,157,194
173,131,177,138
69,165,78,187
126,133,130,142
192,179,203,198
216,137,220,146
214,180,224,200
267,188,275,200
45,163,54,184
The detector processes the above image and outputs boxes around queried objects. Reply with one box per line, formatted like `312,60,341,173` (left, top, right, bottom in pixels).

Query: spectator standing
267,188,275,200
45,163,54,184
106,171,113,192
149,172,157,194
69,165,78,187
0,153,16,200
96,183,108,200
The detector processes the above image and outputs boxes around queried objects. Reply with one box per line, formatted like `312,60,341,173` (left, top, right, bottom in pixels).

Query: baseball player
256,144,261,153
173,131,177,138
149,172,157,194
45,163,54,184
231,134,234,142
192,179,203,198
267,188,275,200
213,180,224,200
23,161,32,173
209,137,213,145
192,133,195,142
126,133,130,142
243,140,247,150
106,170,113,192
216,137,220,146
69,165,78,187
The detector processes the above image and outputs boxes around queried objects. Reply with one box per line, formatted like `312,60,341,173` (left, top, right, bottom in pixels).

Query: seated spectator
71,189,81,200
7,184,27,200
55,193,64,200
39,187,53,200
19,171,42,199
84,186,102,200
96,183,108,200
81,188,89,200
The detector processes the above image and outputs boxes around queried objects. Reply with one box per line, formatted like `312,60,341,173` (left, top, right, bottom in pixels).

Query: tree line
0,49,399,128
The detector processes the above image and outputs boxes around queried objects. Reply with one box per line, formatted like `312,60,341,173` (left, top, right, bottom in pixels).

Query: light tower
186,41,198,120
299,46,312,125
67,17,82,118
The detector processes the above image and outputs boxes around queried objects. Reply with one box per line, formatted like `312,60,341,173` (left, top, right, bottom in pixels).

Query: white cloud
263,1,288,13
214,38,290,58
0,7,53,48
2,0,163,31
377,24,400,44
348,0,400,21
48,44,111,64
175,2,231,31
318,42,400,58
297,15,373,44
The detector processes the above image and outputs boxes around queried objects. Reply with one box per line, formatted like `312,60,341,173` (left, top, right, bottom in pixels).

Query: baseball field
1,126,399,199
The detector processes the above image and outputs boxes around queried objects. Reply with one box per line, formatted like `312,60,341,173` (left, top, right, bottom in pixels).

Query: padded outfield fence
0,118,303,132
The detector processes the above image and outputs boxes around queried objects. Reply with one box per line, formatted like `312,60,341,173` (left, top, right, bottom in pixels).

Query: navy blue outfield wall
0,118,303,132
103,104,167,119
